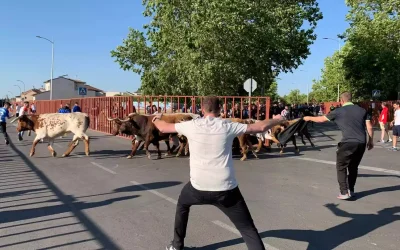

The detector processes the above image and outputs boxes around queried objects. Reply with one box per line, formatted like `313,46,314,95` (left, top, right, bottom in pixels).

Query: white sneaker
166,245,178,250
337,193,351,200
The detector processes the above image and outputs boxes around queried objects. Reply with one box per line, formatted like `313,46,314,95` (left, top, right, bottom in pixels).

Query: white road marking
212,220,279,250
295,157,400,176
129,181,177,205
90,162,116,175
129,180,279,249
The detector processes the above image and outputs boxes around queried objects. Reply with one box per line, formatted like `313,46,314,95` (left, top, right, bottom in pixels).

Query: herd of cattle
9,112,314,161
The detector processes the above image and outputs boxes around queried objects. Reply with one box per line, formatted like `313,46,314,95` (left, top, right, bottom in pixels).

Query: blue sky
0,0,349,98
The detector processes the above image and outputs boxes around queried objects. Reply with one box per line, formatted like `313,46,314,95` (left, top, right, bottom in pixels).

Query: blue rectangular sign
78,87,87,96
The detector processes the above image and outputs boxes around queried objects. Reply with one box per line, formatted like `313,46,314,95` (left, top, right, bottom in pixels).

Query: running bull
107,113,199,159
10,113,90,157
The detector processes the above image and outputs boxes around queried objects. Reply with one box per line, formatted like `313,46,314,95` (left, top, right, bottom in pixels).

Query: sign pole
249,78,252,97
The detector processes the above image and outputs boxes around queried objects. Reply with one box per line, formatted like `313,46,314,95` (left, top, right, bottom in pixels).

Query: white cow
11,113,90,157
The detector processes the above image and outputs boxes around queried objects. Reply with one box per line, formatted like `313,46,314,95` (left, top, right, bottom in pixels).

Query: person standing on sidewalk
378,102,392,143
389,101,400,151
0,102,13,145
152,96,285,250
303,92,374,200
72,102,81,112
17,101,30,141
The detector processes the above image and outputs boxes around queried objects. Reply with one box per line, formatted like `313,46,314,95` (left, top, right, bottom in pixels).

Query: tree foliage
283,89,307,104
312,0,400,101
252,81,279,102
310,47,351,102
111,0,323,96
342,0,400,100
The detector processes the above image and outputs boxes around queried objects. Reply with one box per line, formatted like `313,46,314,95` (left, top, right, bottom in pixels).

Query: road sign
372,89,380,97
243,78,257,97
78,87,87,96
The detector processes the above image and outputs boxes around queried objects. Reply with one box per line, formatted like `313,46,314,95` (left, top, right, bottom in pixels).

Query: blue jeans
18,131,24,138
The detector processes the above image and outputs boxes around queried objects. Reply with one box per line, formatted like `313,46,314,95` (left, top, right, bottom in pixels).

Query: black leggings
0,122,8,140
172,182,265,250
336,142,366,194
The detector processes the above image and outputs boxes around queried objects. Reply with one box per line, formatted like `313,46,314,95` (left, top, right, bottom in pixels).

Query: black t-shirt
271,106,280,115
325,103,368,143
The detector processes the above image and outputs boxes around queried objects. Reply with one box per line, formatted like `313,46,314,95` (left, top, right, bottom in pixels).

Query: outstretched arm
152,115,177,134
305,109,337,123
245,115,285,134
303,116,329,123
366,119,374,150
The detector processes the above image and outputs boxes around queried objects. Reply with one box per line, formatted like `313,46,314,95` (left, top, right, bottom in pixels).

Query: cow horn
119,117,131,122
189,113,200,119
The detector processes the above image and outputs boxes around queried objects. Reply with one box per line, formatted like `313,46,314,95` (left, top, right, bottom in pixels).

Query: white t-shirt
19,106,29,116
175,116,247,191
394,110,400,126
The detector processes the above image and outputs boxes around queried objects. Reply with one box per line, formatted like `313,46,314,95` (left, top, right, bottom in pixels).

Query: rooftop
43,76,86,84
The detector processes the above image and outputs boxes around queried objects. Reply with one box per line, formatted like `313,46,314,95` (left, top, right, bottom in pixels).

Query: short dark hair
4,102,11,106
24,101,29,105
203,96,221,114
340,92,352,102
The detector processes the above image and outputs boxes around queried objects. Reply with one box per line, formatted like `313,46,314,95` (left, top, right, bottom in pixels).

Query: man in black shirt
304,92,374,200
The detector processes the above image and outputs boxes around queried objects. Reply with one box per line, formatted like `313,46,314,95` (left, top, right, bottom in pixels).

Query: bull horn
107,117,118,121
189,114,200,119
9,117,19,123
119,117,131,122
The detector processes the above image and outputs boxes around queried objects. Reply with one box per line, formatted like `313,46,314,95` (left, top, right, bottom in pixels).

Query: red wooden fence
322,100,399,125
19,95,270,136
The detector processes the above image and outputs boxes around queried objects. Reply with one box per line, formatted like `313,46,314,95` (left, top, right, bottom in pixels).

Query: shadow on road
1,138,183,249
0,139,125,249
187,204,400,250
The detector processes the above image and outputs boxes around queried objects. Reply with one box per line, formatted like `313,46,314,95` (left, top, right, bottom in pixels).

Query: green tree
310,48,351,102
283,89,307,104
341,0,400,100
312,0,400,101
111,0,323,96
251,81,279,101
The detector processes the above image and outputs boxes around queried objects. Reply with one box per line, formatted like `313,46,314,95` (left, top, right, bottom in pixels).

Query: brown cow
107,113,199,159
226,118,258,161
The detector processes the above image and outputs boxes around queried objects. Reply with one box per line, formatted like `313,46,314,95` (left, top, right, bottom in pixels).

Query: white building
33,76,105,100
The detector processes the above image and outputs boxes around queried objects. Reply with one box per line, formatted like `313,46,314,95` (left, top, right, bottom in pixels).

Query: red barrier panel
323,100,399,125
32,96,271,141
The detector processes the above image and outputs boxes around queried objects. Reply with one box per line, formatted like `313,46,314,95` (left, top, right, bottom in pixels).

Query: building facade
33,77,105,100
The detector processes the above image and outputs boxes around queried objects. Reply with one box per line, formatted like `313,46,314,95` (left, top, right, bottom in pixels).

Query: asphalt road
1,122,399,250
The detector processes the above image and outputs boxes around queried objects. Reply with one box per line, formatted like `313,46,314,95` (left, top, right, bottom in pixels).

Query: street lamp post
8,91,14,98
14,85,22,97
323,37,341,102
36,35,54,100
16,80,25,92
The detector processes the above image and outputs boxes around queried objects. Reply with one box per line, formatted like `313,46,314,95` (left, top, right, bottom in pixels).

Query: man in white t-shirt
389,101,400,151
153,96,285,250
